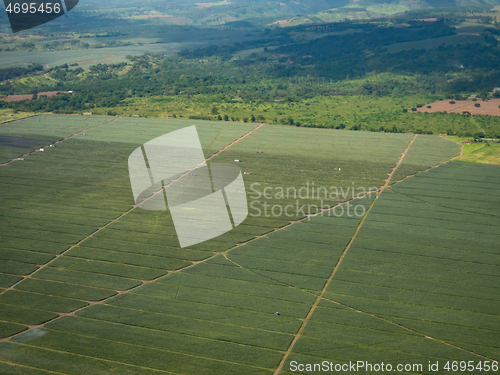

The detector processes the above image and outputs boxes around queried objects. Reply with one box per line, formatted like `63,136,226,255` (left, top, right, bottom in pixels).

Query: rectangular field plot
13,279,117,302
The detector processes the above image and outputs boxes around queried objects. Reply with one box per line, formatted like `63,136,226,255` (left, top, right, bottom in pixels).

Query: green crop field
284,162,500,373
0,115,498,374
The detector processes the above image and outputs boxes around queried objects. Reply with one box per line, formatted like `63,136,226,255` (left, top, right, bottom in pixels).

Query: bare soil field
415,98,500,116
2,91,71,102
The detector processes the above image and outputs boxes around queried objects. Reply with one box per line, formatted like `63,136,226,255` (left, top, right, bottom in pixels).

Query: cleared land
0,116,497,374
0,110,35,126
2,92,71,103
417,98,500,117
445,135,500,166
459,143,500,165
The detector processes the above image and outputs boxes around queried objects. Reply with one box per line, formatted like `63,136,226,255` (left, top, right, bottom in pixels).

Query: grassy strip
445,136,500,166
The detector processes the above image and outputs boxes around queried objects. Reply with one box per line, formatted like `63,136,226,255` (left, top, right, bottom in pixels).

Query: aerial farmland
0,115,497,374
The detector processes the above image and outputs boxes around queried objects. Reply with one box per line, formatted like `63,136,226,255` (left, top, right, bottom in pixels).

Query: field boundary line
27,277,125,292
273,134,418,375
386,134,418,185
0,116,122,167
320,296,498,362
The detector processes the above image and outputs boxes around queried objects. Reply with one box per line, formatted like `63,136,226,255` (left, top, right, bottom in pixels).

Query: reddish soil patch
3,91,72,103
415,98,500,117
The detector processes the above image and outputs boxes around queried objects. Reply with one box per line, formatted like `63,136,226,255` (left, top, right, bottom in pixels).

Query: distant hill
3,0,499,31
263,0,500,27
73,0,500,27
260,0,500,26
